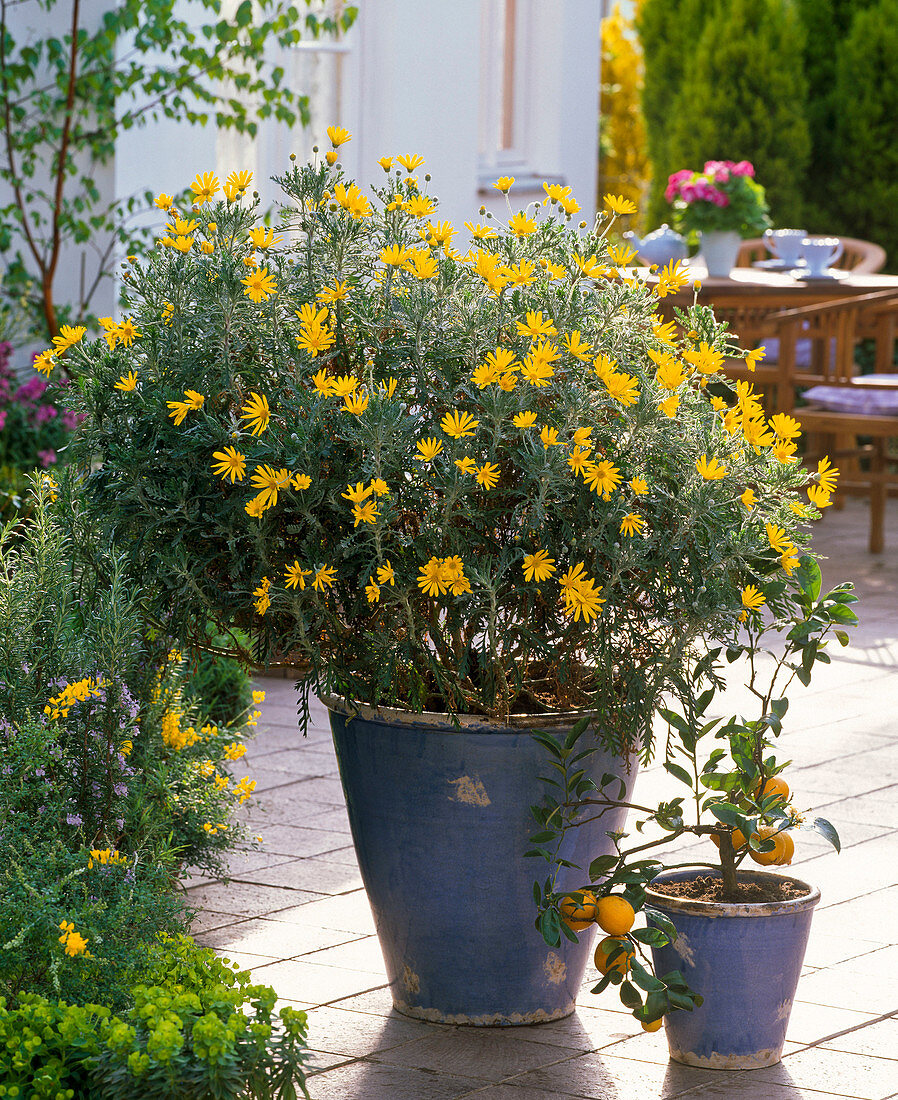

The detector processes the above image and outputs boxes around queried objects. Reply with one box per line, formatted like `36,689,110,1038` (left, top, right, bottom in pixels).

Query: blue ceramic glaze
647,869,820,1068
327,701,637,1025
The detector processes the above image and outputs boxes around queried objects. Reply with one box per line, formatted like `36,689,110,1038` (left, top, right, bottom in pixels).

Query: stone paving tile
751,1046,898,1098
813,888,898,937
802,932,888,970
315,844,363,867
273,888,378,935
244,796,352,832
820,1014,898,1058
304,1062,484,1100
790,964,898,1015
303,1005,441,1057
374,1029,582,1082
303,935,386,975
785,997,880,1046
210,948,281,971
188,908,242,934
184,880,322,917
189,848,295,879
237,766,318,793
671,1080,860,1099
454,1083,584,1099
245,745,338,774
246,957,387,1004
812,795,898,830
792,845,898,907
231,855,364,895
328,986,401,1017
507,1049,723,1098
197,916,358,957
472,1005,638,1053
303,1049,359,1074
829,946,898,984
236,824,354,859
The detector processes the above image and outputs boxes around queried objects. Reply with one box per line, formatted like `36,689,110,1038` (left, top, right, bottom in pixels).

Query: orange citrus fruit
594,936,634,975
642,1018,663,1033
559,890,598,930
757,776,790,804
596,895,636,936
748,825,794,866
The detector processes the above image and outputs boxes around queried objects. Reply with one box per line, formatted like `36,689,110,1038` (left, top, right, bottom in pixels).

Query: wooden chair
766,293,898,552
736,236,887,274
711,288,898,416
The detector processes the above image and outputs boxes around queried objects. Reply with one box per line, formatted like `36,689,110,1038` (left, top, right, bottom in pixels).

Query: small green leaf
630,959,666,992
645,907,677,940
708,803,752,832
664,760,694,787
658,708,691,736
813,817,841,853
631,927,670,947
588,854,619,879
538,907,561,948
590,973,614,995
619,980,643,1010
795,556,822,601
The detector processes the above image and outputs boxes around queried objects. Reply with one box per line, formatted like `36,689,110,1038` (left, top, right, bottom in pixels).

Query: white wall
243,0,602,236
338,0,601,234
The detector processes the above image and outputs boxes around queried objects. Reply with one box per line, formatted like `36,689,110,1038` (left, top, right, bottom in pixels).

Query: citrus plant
49,130,839,748
530,551,856,1029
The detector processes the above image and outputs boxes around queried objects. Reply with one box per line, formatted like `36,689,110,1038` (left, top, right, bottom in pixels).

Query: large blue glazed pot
325,697,638,1025
646,869,820,1068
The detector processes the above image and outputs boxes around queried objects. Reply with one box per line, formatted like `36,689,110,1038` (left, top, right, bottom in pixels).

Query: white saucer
788,268,850,281
753,258,804,272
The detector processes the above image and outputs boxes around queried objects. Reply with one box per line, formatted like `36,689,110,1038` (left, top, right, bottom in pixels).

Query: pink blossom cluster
0,342,83,471
665,160,755,205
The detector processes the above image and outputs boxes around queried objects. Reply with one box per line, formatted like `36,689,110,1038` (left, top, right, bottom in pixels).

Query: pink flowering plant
0,343,79,471
666,160,770,239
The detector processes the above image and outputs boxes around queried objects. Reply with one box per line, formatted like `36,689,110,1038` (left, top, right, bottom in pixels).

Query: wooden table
658,264,898,371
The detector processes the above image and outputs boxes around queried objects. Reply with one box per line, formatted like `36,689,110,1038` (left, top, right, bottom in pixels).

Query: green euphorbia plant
44,129,838,748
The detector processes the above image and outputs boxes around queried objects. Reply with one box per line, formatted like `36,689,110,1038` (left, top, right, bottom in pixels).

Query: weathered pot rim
319,692,599,733
645,868,820,918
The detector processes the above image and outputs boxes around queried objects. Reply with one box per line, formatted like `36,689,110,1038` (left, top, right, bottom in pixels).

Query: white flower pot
699,230,743,277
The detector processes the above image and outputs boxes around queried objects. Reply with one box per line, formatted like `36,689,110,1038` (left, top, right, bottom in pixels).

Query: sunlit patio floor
188,496,898,1099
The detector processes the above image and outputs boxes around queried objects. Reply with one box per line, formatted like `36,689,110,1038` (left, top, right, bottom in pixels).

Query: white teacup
764,228,806,267
801,236,843,276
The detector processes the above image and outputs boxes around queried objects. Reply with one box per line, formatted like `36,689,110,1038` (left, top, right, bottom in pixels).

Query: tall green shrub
639,0,810,229
831,0,898,266
636,0,710,228
796,0,877,230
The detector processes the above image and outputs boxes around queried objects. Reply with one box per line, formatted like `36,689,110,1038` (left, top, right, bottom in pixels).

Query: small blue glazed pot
325,696,638,1026
646,868,820,1068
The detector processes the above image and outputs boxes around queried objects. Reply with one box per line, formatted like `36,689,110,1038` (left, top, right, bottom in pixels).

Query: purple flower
62,410,79,431
37,449,57,467
15,377,46,404
35,404,58,424
0,410,6,431
66,814,83,826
